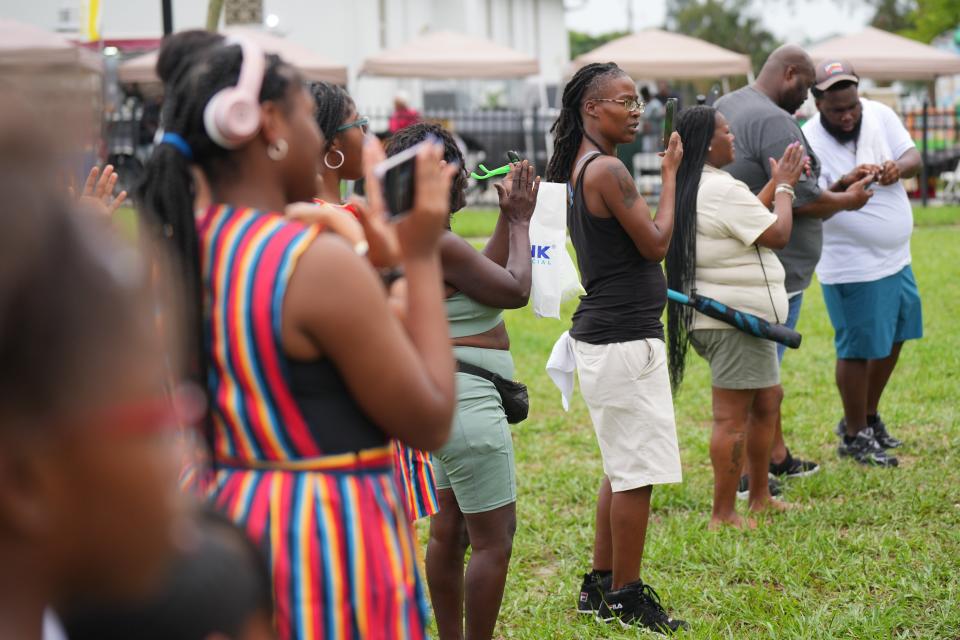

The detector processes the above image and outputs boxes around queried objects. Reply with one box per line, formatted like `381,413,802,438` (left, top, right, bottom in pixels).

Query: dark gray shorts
690,329,780,390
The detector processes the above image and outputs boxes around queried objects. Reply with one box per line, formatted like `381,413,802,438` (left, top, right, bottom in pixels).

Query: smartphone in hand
373,136,438,219
662,98,678,150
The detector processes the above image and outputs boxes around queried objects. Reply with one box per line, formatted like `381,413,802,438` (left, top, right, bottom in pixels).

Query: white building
5,0,570,109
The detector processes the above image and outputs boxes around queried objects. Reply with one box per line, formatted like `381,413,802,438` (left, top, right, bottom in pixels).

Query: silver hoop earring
324,150,345,170
267,139,289,161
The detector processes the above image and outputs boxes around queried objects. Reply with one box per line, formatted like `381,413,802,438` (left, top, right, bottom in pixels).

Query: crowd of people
0,29,924,640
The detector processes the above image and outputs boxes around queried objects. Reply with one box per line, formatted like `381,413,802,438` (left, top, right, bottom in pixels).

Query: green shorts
433,346,517,514
689,328,780,390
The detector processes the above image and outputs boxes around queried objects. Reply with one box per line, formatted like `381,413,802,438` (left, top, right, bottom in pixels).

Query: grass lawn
454,204,960,239
420,223,960,638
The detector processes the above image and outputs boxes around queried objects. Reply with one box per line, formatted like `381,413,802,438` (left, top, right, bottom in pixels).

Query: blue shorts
821,265,923,360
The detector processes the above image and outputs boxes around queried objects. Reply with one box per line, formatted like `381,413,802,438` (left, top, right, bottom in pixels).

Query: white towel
856,103,893,167
545,331,576,411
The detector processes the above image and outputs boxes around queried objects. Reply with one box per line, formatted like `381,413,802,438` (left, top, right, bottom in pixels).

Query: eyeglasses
335,116,370,134
592,98,645,114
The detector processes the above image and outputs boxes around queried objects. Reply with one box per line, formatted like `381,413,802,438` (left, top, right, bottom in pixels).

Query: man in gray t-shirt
714,45,875,485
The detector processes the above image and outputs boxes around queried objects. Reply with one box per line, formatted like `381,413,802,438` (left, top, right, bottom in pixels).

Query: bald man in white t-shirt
802,60,924,468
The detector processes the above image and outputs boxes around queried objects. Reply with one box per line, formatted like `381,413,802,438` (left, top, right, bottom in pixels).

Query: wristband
775,184,796,202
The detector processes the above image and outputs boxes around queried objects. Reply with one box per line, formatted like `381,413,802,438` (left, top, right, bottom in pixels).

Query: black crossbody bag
456,361,529,424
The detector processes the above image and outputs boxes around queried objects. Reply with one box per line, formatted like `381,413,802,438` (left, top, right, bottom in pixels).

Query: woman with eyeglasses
135,34,457,640
545,62,686,634
305,82,439,522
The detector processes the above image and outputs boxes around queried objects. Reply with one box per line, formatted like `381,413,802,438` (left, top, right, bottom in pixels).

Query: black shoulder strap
568,151,604,206
456,360,496,382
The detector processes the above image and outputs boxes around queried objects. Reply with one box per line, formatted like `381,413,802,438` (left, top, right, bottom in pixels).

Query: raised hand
72,164,128,218
494,160,541,225
769,141,805,188
660,131,683,176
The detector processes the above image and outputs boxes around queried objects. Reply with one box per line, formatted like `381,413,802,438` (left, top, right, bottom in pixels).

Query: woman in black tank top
545,63,688,634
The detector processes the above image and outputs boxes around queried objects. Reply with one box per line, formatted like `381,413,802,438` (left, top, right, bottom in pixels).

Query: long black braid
665,105,716,390
310,81,352,152
134,35,298,447
545,62,626,183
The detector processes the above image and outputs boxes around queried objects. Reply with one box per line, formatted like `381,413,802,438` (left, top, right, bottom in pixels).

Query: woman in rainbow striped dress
136,33,457,640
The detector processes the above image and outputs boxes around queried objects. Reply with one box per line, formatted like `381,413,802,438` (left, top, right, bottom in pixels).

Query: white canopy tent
0,20,103,151
807,27,960,81
571,29,753,82
359,30,539,79
119,26,348,85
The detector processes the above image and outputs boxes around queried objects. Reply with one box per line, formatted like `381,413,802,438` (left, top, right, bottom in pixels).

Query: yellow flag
81,0,102,42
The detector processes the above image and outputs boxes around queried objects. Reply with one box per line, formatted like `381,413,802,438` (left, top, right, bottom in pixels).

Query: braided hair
665,105,716,390
386,122,469,214
545,62,626,183
310,81,353,151
134,35,299,439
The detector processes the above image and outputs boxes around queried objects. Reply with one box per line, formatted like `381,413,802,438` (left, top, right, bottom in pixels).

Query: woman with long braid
308,81,439,522
135,35,457,640
546,62,685,634
666,106,803,528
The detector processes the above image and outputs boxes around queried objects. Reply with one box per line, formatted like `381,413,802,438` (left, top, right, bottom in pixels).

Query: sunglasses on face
336,116,370,135
592,98,646,114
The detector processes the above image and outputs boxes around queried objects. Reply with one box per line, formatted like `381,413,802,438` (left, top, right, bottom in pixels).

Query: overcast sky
563,0,875,44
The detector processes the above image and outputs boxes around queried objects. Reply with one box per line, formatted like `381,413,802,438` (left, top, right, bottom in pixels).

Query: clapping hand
494,160,540,225
71,164,127,218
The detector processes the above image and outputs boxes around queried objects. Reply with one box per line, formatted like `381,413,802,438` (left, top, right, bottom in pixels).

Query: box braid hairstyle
385,122,469,216
310,81,353,153
134,34,299,438
545,62,627,184
664,105,716,390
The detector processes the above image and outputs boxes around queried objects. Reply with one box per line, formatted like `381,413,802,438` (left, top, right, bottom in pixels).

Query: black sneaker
871,416,903,449
597,580,688,634
838,428,899,467
577,571,611,615
736,473,782,500
836,417,902,449
769,449,820,478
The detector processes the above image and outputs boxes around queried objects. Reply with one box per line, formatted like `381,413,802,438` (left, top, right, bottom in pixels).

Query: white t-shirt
802,99,916,285
693,165,788,330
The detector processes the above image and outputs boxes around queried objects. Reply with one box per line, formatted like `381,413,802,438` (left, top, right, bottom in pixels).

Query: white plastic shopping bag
529,182,584,319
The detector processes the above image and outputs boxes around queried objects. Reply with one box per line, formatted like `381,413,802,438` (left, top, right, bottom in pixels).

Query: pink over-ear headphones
203,36,265,149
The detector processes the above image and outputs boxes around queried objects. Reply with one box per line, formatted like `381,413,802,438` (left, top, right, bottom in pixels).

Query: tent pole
721,77,731,94
746,70,755,84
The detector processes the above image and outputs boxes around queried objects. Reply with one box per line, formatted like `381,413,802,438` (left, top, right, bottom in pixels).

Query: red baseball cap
815,59,860,91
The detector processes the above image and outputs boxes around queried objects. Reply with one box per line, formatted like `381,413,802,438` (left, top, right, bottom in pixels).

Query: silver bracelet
775,184,796,202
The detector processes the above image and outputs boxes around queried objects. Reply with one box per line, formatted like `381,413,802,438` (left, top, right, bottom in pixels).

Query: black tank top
567,152,666,344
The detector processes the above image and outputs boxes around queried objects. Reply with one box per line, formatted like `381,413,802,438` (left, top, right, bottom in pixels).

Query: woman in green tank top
386,123,540,640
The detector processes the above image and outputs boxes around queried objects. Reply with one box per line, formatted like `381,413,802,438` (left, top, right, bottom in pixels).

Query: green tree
666,0,781,75
568,29,630,59
787,0,958,43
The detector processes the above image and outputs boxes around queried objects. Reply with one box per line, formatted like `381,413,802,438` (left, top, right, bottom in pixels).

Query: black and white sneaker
838,428,899,467
736,473,782,500
577,571,611,615
597,580,688,634
836,417,902,449
870,416,903,449
769,449,820,478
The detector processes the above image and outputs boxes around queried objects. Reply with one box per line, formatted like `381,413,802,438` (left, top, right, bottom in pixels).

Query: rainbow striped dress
198,205,428,640
392,443,439,521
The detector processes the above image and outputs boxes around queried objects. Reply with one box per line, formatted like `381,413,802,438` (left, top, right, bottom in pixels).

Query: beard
821,113,862,144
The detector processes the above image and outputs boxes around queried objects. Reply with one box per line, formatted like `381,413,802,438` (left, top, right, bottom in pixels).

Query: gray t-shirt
716,86,823,293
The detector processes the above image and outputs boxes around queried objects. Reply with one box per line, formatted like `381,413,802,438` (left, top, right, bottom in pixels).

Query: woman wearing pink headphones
136,32,457,640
